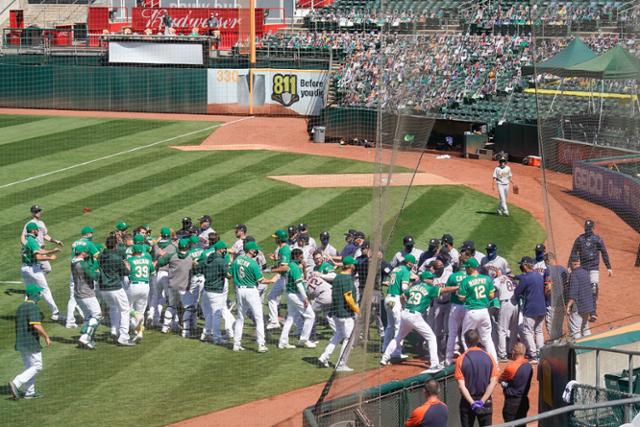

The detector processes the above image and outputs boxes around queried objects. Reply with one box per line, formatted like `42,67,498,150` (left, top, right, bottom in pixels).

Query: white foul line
0,116,254,190
0,281,22,284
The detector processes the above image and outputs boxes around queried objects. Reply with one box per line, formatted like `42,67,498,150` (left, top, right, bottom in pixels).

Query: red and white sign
132,7,264,34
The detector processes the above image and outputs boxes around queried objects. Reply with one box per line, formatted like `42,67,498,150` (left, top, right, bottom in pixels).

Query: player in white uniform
296,224,316,250
230,224,247,260
461,240,485,265
480,243,511,276
318,231,337,258
308,250,337,333
390,236,424,270
440,234,460,270
293,234,315,277
21,205,63,275
267,229,291,329
492,157,515,216
196,215,215,248
491,269,518,360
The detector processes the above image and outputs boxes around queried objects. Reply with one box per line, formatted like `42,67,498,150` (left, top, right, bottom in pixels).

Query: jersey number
407,292,422,305
474,285,486,300
239,266,246,279
135,265,149,278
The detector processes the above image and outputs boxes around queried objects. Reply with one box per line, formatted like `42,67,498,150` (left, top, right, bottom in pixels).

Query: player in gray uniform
461,240,485,265
297,224,316,249
197,215,215,248
71,248,102,349
230,224,247,260
308,250,337,333
492,269,518,361
427,258,453,361
147,227,176,328
157,239,193,335
294,234,315,277
390,236,424,270
544,253,569,340
480,243,511,276
318,231,337,258
21,205,63,274
533,244,547,275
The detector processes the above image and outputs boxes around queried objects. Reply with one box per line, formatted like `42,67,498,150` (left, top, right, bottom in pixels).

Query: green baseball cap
213,240,227,250
178,239,190,249
132,244,144,253
73,245,88,255
81,226,94,235
272,229,288,241
245,241,261,252
26,223,39,232
95,243,105,252
464,258,480,269
133,234,144,244
342,256,356,266
116,221,128,231
160,227,171,238
420,271,435,280
404,254,416,264
25,283,44,297
189,235,199,245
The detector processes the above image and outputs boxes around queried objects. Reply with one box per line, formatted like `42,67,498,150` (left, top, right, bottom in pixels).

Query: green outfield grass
0,114,545,426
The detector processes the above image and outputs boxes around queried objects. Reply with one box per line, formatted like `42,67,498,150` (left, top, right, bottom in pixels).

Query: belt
130,281,146,285
404,308,420,314
236,286,254,289
500,299,512,303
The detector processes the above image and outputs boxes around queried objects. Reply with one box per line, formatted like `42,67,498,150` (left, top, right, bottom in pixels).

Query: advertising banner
109,41,204,65
131,7,264,34
207,68,328,116
573,159,640,231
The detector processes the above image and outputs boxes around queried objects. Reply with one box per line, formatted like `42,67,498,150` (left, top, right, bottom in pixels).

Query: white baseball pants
520,315,545,358
101,288,130,341
267,275,286,325
222,280,235,335
162,287,181,331
382,295,402,357
446,303,467,364
384,310,440,367
146,273,163,325
66,272,81,326
462,308,497,361
13,351,43,396
234,287,266,347
311,299,336,332
127,283,149,331
180,284,201,336
497,301,519,359
320,316,354,365
39,261,52,274
202,291,227,341
279,293,315,346
21,265,58,315
497,184,509,214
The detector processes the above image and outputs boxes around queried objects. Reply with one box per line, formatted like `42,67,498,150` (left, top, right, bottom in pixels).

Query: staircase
325,61,341,106
22,2,89,28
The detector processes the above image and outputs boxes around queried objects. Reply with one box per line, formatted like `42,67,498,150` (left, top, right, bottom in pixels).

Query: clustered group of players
19,204,610,374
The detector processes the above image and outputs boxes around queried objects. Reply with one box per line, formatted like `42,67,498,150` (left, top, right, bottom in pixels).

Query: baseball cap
344,228,357,237
133,234,144,244
160,227,171,238
245,241,261,252
404,254,416,264
519,256,534,265
499,157,507,163
428,238,440,247
178,239,190,249
132,244,144,253
320,231,330,240
189,235,199,245
535,243,546,253
199,215,212,223
235,223,247,232
213,240,227,250
182,217,192,225
296,233,309,242
420,271,435,280
25,283,44,297
30,204,42,214
486,243,497,251
464,258,479,269
95,243,105,252
26,223,39,232
81,226,95,235
297,223,307,232
441,234,454,245
116,221,128,231
403,235,414,245
287,225,296,236
342,256,356,266
354,231,365,240
461,240,475,251
272,229,288,241
585,219,595,229
361,240,370,250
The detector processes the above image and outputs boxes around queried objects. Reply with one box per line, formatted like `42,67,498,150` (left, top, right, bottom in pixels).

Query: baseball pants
497,301,519,359
234,287,266,347
590,270,600,314
497,184,509,215
432,302,450,361
546,305,565,341
311,299,336,332
462,308,497,361
569,310,591,339
21,265,58,316
446,303,467,364
384,310,440,367
161,287,181,333
180,284,201,337
146,273,165,326
279,293,316,346
12,351,43,397
66,273,82,327
77,296,102,341
101,288,130,342
39,261,52,274
520,315,545,358
222,280,235,336
382,295,402,357
320,316,355,366
267,275,286,325
202,291,226,341
127,283,149,332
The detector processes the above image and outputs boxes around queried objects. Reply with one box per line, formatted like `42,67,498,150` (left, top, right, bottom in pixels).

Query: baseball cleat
422,363,445,374
23,392,44,400
232,345,245,352
132,332,144,343
453,351,461,359
50,312,60,322
300,340,318,349
79,334,90,347
86,340,97,350
9,381,20,399
318,356,330,368
200,332,209,342
380,358,390,366
65,323,78,329
161,326,170,334
258,345,269,353
266,322,281,330
336,365,354,373
278,343,296,349
117,338,136,346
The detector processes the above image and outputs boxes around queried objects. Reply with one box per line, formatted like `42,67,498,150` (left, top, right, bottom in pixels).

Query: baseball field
0,114,545,426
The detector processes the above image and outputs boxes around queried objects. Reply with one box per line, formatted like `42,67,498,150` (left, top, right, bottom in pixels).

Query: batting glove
471,400,484,412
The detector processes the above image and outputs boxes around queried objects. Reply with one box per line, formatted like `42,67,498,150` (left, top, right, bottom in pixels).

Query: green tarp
536,37,597,72
562,44,640,80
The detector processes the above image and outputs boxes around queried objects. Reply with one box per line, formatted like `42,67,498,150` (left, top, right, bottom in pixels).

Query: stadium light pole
249,0,256,114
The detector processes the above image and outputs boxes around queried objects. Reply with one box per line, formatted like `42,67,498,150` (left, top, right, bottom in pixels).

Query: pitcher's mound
269,173,453,188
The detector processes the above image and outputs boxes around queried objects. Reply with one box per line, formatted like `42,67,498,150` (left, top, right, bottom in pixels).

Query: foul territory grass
0,114,545,426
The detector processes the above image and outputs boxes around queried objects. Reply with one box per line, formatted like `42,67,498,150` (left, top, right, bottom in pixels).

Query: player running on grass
71,247,102,350
126,244,155,342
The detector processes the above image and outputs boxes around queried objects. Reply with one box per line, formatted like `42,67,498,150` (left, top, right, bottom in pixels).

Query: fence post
596,349,600,423
626,354,634,423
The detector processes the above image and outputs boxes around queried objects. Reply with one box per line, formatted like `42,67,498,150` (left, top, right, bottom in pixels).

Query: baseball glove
513,185,519,195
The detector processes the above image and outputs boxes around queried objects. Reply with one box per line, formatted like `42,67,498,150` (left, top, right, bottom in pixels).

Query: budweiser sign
132,7,264,33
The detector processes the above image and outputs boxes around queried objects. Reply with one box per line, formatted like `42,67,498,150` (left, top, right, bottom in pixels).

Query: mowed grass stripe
0,114,48,130
0,117,106,146
0,119,172,167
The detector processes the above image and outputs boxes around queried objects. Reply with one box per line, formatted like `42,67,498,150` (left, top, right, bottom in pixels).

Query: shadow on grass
475,210,500,216
3,288,25,296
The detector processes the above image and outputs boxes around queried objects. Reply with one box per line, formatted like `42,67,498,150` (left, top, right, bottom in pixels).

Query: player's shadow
302,356,330,368
0,314,16,321
3,288,26,296
475,210,500,216
0,384,12,396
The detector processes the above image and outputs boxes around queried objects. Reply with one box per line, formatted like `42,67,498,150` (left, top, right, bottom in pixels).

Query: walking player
21,205,64,274
9,284,51,400
492,157,515,216
71,247,102,349
267,229,291,330
99,235,133,346
198,241,229,344
126,244,154,342
382,254,417,359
